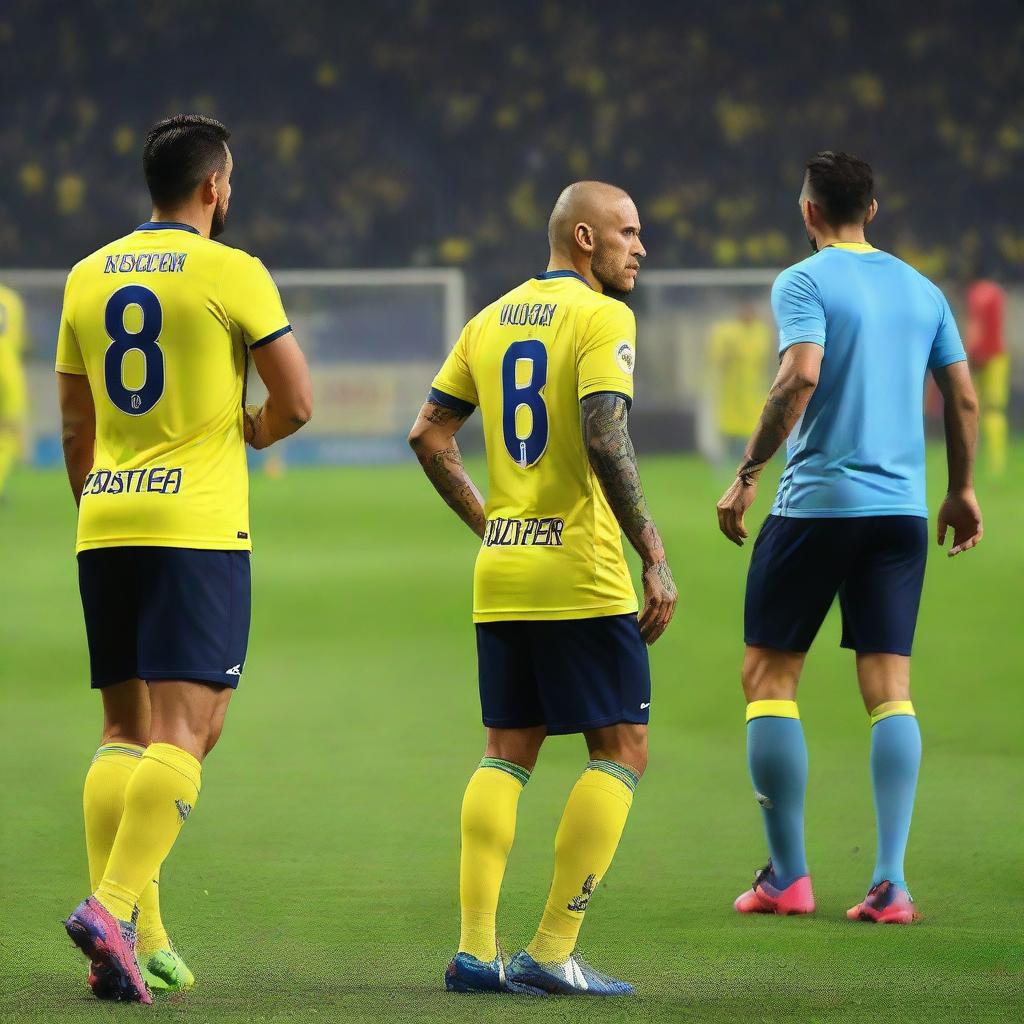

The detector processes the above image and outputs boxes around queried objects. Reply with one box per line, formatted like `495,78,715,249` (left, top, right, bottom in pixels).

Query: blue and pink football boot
64,896,151,1004
734,862,816,916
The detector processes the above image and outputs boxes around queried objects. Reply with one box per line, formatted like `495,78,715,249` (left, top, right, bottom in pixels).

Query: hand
717,476,757,546
937,489,983,557
639,558,677,645
244,404,263,449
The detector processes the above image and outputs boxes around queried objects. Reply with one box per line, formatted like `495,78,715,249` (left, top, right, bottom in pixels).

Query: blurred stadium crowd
1,0,1022,295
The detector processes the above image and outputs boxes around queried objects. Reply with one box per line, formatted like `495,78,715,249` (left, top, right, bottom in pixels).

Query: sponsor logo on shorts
175,799,192,822
616,341,635,374
567,873,597,913
640,702,651,710
226,664,242,676
483,516,564,547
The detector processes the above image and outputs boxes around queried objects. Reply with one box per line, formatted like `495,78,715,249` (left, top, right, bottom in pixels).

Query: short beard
211,201,228,238
592,251,633,303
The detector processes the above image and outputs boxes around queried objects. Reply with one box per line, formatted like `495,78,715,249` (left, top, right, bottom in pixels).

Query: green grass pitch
1,447,1021,1022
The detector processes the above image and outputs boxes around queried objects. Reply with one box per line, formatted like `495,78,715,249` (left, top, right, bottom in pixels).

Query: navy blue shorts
745,515,928,656
77,547,251,689
475,614,651,735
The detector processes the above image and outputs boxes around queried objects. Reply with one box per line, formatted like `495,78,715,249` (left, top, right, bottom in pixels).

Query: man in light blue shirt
715,151,983,924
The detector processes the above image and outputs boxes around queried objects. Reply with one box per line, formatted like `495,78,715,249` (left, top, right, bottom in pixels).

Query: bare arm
716,342,823,545
581,393,677,644
244,332,313,450
56,371,95,506
932,360,983,556
408,400,486,538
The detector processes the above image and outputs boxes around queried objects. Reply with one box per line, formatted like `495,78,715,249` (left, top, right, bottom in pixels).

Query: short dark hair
804,151,874,227
143,114,230,208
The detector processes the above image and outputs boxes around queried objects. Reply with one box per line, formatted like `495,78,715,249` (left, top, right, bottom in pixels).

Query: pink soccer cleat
847,880,918,924
64,896,152,1004
734,862,815,915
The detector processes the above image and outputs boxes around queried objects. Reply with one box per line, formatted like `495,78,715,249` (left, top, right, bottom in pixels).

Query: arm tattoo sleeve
581,393,665,566
413,400,486,537
737,376,814,484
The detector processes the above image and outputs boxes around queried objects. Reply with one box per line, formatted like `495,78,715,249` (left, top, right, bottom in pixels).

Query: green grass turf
1,448,1021,1023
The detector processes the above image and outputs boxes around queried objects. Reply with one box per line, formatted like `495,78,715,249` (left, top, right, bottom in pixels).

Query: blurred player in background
708,299,771,466
965,277,1009,478
716,152,981,924
0,282,29,499
410,181,676,996
57,114,312,1002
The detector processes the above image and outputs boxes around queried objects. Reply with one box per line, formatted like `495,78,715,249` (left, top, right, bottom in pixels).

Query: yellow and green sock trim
91,742,146,764
479,757,531,786
746,699,800,722
869,700,915,726
585,759,640,792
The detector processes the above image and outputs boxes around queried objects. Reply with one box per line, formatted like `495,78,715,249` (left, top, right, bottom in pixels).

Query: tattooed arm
716,342,823,545
581,392,677,644
408,398,486,538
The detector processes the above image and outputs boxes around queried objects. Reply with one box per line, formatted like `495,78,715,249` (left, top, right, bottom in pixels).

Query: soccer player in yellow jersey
0,282,29,500
409,181,678,996
58,115,312,1003
708,301,771,465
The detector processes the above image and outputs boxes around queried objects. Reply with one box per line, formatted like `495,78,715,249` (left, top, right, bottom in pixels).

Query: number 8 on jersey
502,340,548,467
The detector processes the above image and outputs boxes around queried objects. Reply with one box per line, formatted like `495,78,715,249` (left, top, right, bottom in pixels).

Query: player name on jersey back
432,270,641,622
103,251,188,274
56,222,291,553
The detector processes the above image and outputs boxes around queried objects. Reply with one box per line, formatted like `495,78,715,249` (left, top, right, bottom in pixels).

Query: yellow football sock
983,410,1007,477
136,873,170,956
83,743,145,889
0,431,17,496
526,760,637,964
95,743,201,923
458,757,529,961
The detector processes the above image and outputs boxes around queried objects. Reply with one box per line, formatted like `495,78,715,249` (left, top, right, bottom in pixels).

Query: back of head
143,114,231,209
804,151,874,228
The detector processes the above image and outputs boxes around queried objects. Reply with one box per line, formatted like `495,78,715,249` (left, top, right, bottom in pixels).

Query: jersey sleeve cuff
428,386,476,415
55,362,88,375
578,389,633,410
578,379,634,404
927,352,968,371
249,324,292,349
778,334,825,354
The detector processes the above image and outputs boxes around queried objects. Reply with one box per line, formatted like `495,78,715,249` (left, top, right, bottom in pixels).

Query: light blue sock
746,704,808,888
870,712,921,892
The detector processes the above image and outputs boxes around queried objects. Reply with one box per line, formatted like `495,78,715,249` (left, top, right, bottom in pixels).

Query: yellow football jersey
55,221,290,553
0,283,28,419
432,270,639,623
709,318,771,436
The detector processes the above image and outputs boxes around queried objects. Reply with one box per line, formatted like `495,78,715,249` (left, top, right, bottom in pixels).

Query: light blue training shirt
770,242,966,518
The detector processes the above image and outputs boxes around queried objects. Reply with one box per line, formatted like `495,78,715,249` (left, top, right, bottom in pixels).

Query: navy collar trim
534,269,591,288
135,221,202,235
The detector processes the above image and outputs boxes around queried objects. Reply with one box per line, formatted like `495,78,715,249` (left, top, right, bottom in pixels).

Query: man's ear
574,222,595,254
864,197,879,226
202,171,220,207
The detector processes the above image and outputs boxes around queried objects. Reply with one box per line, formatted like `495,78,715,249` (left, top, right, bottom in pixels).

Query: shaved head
548,181,630,249
547,181,645,297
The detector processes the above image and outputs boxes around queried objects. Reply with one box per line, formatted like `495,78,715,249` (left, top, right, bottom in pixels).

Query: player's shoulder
878,252,950,313
577,290,636,337
771,255,822,302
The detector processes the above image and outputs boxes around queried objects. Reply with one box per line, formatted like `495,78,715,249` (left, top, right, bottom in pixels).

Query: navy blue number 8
104,285,165,416
502,339,548,467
